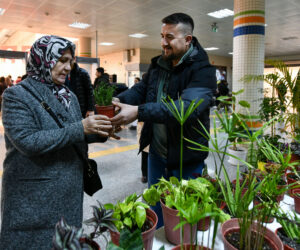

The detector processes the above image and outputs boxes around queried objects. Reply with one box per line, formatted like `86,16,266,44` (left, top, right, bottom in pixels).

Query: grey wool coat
0,78,93,249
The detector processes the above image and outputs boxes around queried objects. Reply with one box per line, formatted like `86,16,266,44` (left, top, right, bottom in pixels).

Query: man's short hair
96,67,104,74
162,13,194,35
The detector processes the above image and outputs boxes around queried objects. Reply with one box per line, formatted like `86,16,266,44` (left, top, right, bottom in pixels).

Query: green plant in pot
215,90,251,167
84,200,118,247
52,217,98,250
275,209,300,250
94,82,116,118
143,176,230,247
104,193,157,250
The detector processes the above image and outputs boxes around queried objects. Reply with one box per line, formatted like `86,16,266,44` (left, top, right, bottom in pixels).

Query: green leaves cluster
94,82,115,106
276,210,300,244
105,193,149,232
107,228,143,250
52,217,92,250
84,200,117,243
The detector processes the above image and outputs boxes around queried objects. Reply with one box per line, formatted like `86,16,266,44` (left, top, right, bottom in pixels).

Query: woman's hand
82,115,112,137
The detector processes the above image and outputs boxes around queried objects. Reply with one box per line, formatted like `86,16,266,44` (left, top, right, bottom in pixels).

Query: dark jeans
147,147,204,228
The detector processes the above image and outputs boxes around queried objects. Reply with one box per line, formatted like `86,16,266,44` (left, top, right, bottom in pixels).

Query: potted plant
52,217,100,250
94,81,116,118
107,228,144,250
215,90,252,167
84,201,118,247
275,210,300,250
105,193,157,250
143,176,229,246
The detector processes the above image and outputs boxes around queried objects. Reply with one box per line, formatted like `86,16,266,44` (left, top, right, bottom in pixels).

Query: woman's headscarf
26,35,76,110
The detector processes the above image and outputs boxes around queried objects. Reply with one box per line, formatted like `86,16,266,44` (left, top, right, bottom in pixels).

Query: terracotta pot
160,200,197,245
277,183,287,202
286,173,300,196
227,147,247,166
275,227,295,250
291,188,300,213
172,244,211,250
197,216,211,231
95,104,115,118
290,154,300,164
110,208,157,250
80,238,101,250
221,218,283,250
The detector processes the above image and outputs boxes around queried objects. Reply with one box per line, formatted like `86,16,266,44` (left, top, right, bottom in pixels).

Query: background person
65,59,95,118
94,67,109,89
111,13,216,227
0,35,113,249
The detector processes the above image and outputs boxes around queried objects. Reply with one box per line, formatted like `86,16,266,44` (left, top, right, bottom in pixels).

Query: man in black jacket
111,13,216,227
94,67,109,89
66,62,95,118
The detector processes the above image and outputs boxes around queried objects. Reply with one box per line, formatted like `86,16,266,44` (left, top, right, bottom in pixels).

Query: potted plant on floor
107,228,144,250
94,82,116,118
214,90,251,167
53,217,100,250
105,193,157,250
84,200,118,247
275,210,300,250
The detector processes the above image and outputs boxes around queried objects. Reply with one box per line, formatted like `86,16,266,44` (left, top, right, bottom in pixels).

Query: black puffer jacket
69,63,94,118
118,37,217,170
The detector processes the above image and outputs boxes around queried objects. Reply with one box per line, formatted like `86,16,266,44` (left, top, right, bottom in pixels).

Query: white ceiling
0,0,300,57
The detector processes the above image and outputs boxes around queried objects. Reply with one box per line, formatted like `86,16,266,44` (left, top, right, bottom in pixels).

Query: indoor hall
0,0,300,249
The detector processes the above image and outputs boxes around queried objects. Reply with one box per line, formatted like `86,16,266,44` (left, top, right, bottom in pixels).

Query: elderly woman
0,36,112,249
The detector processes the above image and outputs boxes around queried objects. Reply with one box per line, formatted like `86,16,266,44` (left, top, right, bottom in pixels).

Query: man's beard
162,47,185,62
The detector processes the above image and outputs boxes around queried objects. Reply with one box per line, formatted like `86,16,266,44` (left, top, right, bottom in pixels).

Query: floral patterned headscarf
26,35,76,110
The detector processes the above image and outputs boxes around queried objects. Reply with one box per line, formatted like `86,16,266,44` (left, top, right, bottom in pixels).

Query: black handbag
21,84,102,196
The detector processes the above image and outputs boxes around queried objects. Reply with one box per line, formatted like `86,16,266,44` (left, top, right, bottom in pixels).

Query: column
79,37,91,57
232,0,265,127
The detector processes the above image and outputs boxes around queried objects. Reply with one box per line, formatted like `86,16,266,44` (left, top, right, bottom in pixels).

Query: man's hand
110,101,138,126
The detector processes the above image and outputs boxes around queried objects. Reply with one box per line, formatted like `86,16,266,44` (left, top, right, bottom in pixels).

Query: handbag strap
20,84,89,163
21,84,64,128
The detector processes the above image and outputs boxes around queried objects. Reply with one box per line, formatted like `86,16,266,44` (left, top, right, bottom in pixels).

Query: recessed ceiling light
204,47,219,51
129,33,148,38
264,24,268,27
69,22,91,29
207,9,234,19
228,52,233,55
99,42,115,46
0,8,5,16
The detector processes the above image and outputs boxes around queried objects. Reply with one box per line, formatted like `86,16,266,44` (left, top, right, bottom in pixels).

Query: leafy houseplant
84,201,118,246
94,82,116,118
275,210,300,250
105,193,157,250
107,228,143,250
52,217,99,250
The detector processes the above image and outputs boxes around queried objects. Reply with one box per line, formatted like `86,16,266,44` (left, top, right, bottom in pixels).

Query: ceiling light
0,8,5,16
69,22,91,29
99,42,114,46
264,24,268,27
229,52,233,55
129,33,148,38
207,8,234,19
204,47,219,51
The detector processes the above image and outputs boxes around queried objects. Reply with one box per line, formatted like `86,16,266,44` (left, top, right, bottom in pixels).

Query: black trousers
141,151,148,177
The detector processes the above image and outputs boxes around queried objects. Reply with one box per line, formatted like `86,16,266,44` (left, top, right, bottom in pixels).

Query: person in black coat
111,13,216,228
66,62,95,118
94,67,109,89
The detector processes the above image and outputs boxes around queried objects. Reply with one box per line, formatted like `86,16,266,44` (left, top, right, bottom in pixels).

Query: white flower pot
227,147,248,166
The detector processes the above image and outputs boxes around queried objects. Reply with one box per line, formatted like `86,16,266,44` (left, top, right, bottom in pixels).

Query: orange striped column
79,37,91,57
233,0,265,128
